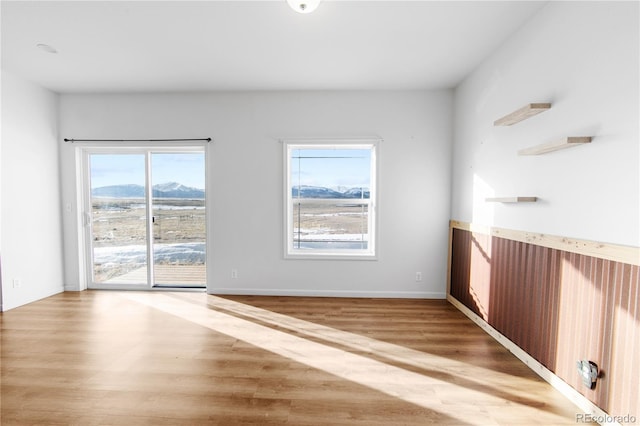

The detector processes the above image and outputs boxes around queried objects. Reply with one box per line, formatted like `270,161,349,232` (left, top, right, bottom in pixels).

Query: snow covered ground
295,241,368,249
94,231,368,264
292,229,369,249
94,242,206,265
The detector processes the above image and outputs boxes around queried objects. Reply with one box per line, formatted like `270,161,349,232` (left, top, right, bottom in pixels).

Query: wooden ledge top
494,103,551,126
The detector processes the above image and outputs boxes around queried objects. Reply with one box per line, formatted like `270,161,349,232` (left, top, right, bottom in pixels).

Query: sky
291,148,372,190
90,153,205,189
90,149,370,191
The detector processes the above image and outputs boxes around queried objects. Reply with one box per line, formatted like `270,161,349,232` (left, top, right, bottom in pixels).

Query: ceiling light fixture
287,0,321,14
36,43,58,54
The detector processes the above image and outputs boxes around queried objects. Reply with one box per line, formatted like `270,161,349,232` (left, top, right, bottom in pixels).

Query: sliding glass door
150,153,206,287
89,154,148,285
85,148,206,289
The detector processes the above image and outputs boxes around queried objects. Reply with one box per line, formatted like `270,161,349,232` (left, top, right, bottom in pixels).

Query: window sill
285,251,378,261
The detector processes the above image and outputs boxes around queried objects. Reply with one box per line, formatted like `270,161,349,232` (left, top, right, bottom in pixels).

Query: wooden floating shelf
494,103,551,126
486,197,538,203
518,136,592,156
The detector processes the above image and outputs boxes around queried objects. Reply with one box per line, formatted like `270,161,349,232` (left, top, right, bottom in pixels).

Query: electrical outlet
231,269,238,279
12,278,22,288
415,272,422,282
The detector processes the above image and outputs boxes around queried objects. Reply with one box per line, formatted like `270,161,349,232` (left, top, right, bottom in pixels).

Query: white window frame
283,139,379,260
76,143,209,290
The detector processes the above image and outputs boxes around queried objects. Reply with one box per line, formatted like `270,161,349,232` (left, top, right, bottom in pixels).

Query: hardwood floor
0,291,592,425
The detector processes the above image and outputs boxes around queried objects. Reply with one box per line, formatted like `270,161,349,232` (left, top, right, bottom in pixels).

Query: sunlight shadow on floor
122,292,580,425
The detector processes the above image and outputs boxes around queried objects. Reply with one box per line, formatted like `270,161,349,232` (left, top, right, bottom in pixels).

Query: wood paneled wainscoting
448,220,640,424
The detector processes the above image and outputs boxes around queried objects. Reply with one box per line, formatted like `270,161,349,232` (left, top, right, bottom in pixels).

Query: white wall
59,90,452,298
452,1,639,247
1,70,65,311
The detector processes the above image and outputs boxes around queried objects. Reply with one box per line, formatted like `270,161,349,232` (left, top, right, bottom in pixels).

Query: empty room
1,1,638,425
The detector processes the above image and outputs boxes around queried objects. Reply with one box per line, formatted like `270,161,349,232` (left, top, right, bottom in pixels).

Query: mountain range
292,185,370,199
93,183,369,199
92,182,205,199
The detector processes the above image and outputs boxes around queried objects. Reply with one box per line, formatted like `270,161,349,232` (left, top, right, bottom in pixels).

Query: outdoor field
292,201,370,247
91,197,370,282
91,198,206,282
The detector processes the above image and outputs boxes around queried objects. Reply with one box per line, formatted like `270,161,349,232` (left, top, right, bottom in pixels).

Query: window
285,141,377,258
82,147,207,289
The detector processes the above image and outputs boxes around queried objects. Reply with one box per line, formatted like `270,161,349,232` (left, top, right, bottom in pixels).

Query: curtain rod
64,138,211,143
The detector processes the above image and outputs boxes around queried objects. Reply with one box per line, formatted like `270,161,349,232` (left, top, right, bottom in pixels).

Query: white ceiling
1,1,546,93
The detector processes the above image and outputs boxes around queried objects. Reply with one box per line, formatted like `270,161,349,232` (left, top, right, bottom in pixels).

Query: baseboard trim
447,294,620,426
208,287,446,299
2,286,65,312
